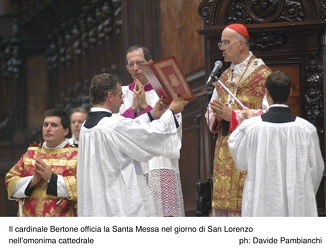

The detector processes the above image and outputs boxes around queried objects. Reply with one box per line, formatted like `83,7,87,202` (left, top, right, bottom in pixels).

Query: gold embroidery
212,61,272,211
225,56,254,107
169,74,180,86
5,145,78,216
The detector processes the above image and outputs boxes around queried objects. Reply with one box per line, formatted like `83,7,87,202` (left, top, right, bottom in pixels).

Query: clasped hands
210,100,255,121
132,79,148,112
210,99,232,122
29,157,52,188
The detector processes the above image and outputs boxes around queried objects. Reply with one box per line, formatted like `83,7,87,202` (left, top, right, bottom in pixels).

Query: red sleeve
211,119,223,134
229,110,239,132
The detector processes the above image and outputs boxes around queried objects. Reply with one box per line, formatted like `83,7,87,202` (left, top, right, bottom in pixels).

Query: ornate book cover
139,56,195,104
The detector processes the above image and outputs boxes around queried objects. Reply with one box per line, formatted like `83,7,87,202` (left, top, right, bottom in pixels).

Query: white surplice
119,83,185,217
77,108,180,217
228,115,324,217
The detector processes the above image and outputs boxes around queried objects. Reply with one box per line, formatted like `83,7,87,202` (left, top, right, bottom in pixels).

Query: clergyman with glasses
205,23,272,217
118,45,185,217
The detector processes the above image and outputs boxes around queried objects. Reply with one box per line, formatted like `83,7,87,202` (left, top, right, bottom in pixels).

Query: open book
139,56,195,104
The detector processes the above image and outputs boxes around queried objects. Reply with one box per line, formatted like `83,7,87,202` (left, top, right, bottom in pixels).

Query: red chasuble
5,143,78,217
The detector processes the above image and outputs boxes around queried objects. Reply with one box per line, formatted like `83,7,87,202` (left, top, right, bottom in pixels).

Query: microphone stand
195,114,202,180
195,75,216,217
195,113,203,216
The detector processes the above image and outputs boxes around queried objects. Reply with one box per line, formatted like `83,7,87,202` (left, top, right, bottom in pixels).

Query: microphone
206,60,223,84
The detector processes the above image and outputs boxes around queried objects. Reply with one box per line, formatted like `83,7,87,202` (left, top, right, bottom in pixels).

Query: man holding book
119,45,185,217
77,73,188,216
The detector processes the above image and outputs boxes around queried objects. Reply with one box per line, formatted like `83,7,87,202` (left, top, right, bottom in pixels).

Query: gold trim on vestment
212,59,272,211
5,145,78,216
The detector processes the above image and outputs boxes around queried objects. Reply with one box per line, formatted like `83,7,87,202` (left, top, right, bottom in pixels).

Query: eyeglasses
126,60,145,68
218,41,230,49
218,40,242,49
109,92,124,99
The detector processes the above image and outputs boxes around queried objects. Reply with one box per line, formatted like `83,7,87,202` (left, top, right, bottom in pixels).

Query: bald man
205,23,273,216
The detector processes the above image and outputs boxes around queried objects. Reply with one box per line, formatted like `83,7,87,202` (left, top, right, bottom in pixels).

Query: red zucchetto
225,24,250,39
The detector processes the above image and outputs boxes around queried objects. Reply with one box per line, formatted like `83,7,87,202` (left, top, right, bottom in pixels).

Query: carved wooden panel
0,0,123,143
0,0,124,217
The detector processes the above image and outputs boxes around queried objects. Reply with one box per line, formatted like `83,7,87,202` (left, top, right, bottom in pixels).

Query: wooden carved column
43,0,123,112
1,20,26,143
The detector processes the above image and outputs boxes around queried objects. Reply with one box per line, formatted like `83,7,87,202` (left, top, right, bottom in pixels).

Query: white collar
71,134,78,144
230,51,253,77
90,107,112,113
270,104,289,108
43,138,69,149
